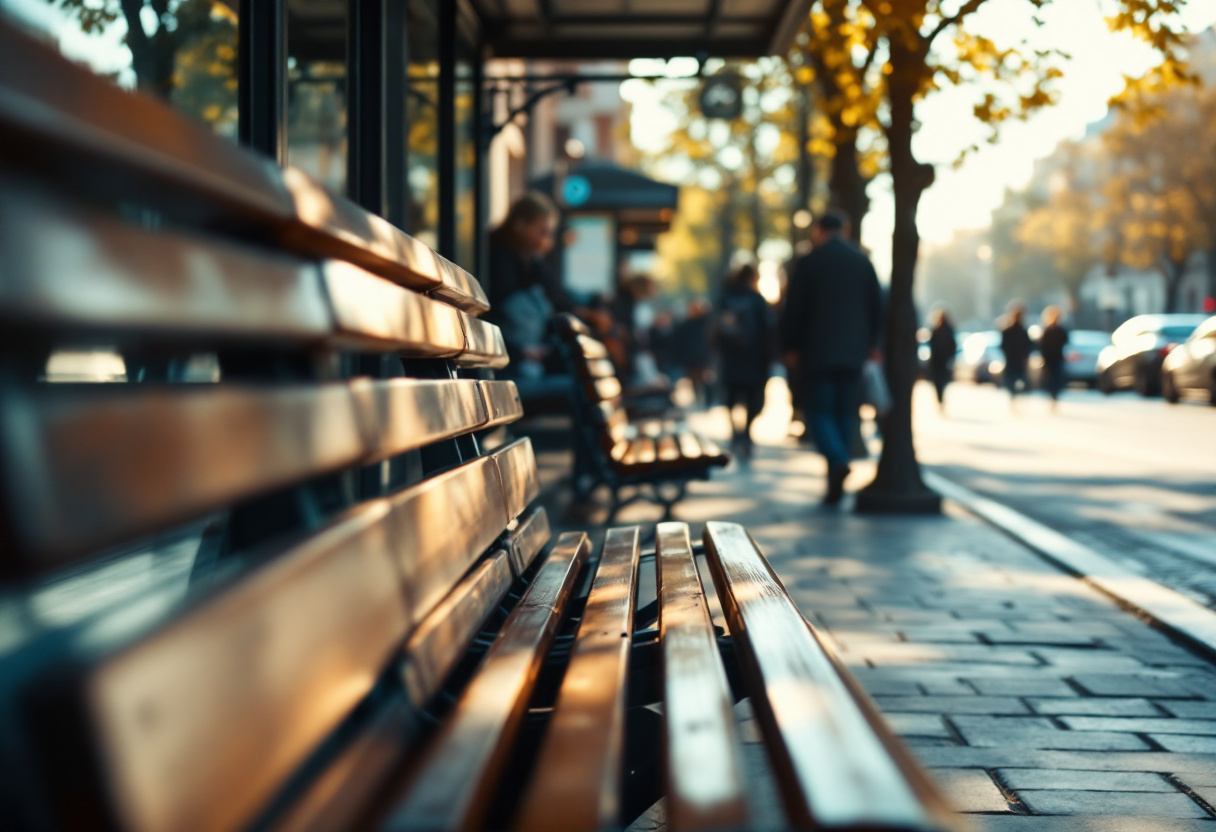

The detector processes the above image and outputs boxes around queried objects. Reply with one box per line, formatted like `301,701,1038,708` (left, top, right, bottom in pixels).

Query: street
915,380,1216,608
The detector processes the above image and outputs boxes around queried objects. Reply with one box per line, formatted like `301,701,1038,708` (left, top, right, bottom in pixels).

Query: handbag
862,360,892,416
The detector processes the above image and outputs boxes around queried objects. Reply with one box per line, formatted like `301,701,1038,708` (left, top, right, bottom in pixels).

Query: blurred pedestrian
650,309,679,380
781,210,883,504
677,299,714,407
1038,305,1070,408
928,308,957,410
1000,304,1032,402
717,264,777,459
486,193,571,400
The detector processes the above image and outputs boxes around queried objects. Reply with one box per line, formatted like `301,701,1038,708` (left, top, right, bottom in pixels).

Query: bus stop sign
699,74,743,120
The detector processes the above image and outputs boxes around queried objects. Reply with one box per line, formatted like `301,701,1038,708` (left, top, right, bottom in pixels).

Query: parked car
954,331,1003,384
1096,314,1209,396
1028,329,1111,389
1162,315,1216,405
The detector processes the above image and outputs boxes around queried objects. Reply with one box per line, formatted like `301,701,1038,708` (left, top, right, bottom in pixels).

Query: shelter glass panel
286,0,347,193
407,0,440,249
2,0,239,139
454,34,477,270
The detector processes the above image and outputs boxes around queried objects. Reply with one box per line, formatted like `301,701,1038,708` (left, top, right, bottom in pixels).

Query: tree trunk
747,131,763,259
856,46,940,514
828,128,870,244
120,0,179,99
1159,256,1186,313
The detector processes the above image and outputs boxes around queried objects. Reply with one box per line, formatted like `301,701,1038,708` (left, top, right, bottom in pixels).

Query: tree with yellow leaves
797,0,1190,512
1097,78,1216,312
45,0,237,131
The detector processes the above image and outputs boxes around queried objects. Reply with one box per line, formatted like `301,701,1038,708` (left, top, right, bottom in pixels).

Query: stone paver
875,695,1030,715
950,716,1152,751
998,770,1175,791
932,768,1013,812
1016,791,1208,818
1062,717,1216,735
1027,697,1161,716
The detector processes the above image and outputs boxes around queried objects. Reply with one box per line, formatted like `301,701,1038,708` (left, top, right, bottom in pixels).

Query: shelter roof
470,0,811,59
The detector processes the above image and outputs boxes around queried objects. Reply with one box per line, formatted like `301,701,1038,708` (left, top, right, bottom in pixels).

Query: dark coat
717,285,776,386
780,237,883,373
929,321,956,371
1039,324,1069,367
1000,322,1032,370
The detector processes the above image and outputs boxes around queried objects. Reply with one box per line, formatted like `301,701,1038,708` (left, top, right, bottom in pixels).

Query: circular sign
561,174,592,207
699,73,743,120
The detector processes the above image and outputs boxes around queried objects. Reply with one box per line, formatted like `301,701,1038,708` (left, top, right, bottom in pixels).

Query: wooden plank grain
51,500,411,832
478,380,525,428
0,383,368,570
514,526,640,832
656,522,750,831
702,521,958,832
381,532,591,832
0,189,331,343
456,315,510,369
400,550,515,708
322,261,466,356
494,438,540,524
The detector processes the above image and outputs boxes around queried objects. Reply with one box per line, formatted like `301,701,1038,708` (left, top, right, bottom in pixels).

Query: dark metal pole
473,43,487,277
385,0,408,229
238,0,287,163
347,0,387,215
437,0,456,259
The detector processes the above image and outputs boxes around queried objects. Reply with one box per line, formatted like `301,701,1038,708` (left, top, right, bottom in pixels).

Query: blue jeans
804,369,861,469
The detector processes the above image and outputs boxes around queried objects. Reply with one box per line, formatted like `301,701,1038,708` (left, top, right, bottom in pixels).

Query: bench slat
503,506,552,576
401,550,515,708
578,358,617,380
703,521,958,831
576,335,610,360
515,526,639,832
0,379,499,570
0,26,490,317
456,315,510,369
588,377,623,402
382,531,591,832
389,454,510,627
656,522,751,831
478,380,525,428
494,438,541,524
656,435,681,466
0,190,332,342
35,501,412,832
355,378,490,463
322,261,467,356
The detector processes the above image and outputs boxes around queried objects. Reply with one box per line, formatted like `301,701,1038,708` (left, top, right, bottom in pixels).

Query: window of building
3,0,239,139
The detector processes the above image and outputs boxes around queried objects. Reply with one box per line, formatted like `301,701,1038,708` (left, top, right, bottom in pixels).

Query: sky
623,1,1216,281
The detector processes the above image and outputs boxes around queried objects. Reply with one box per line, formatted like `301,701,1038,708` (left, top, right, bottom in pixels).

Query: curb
923,470,1216,660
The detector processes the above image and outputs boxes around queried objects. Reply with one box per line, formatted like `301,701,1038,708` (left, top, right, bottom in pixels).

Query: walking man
782,210,883,504
1038,305,1069,408
1000,304,1032,403
718,263,777,460
928,308,957,411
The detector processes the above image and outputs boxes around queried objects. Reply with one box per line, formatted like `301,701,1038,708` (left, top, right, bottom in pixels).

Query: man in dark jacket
1000,304,1032,401
718,263,777,459
781,210,883,504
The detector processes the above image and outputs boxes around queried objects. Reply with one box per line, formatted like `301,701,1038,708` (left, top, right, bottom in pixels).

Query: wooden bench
551,313,731,518
0,23,960,832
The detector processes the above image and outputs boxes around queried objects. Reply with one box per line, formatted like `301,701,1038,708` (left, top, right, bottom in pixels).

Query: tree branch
925,0,988,45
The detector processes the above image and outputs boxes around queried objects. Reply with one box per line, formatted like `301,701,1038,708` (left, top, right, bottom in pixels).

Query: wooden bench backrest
0,23,545,832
